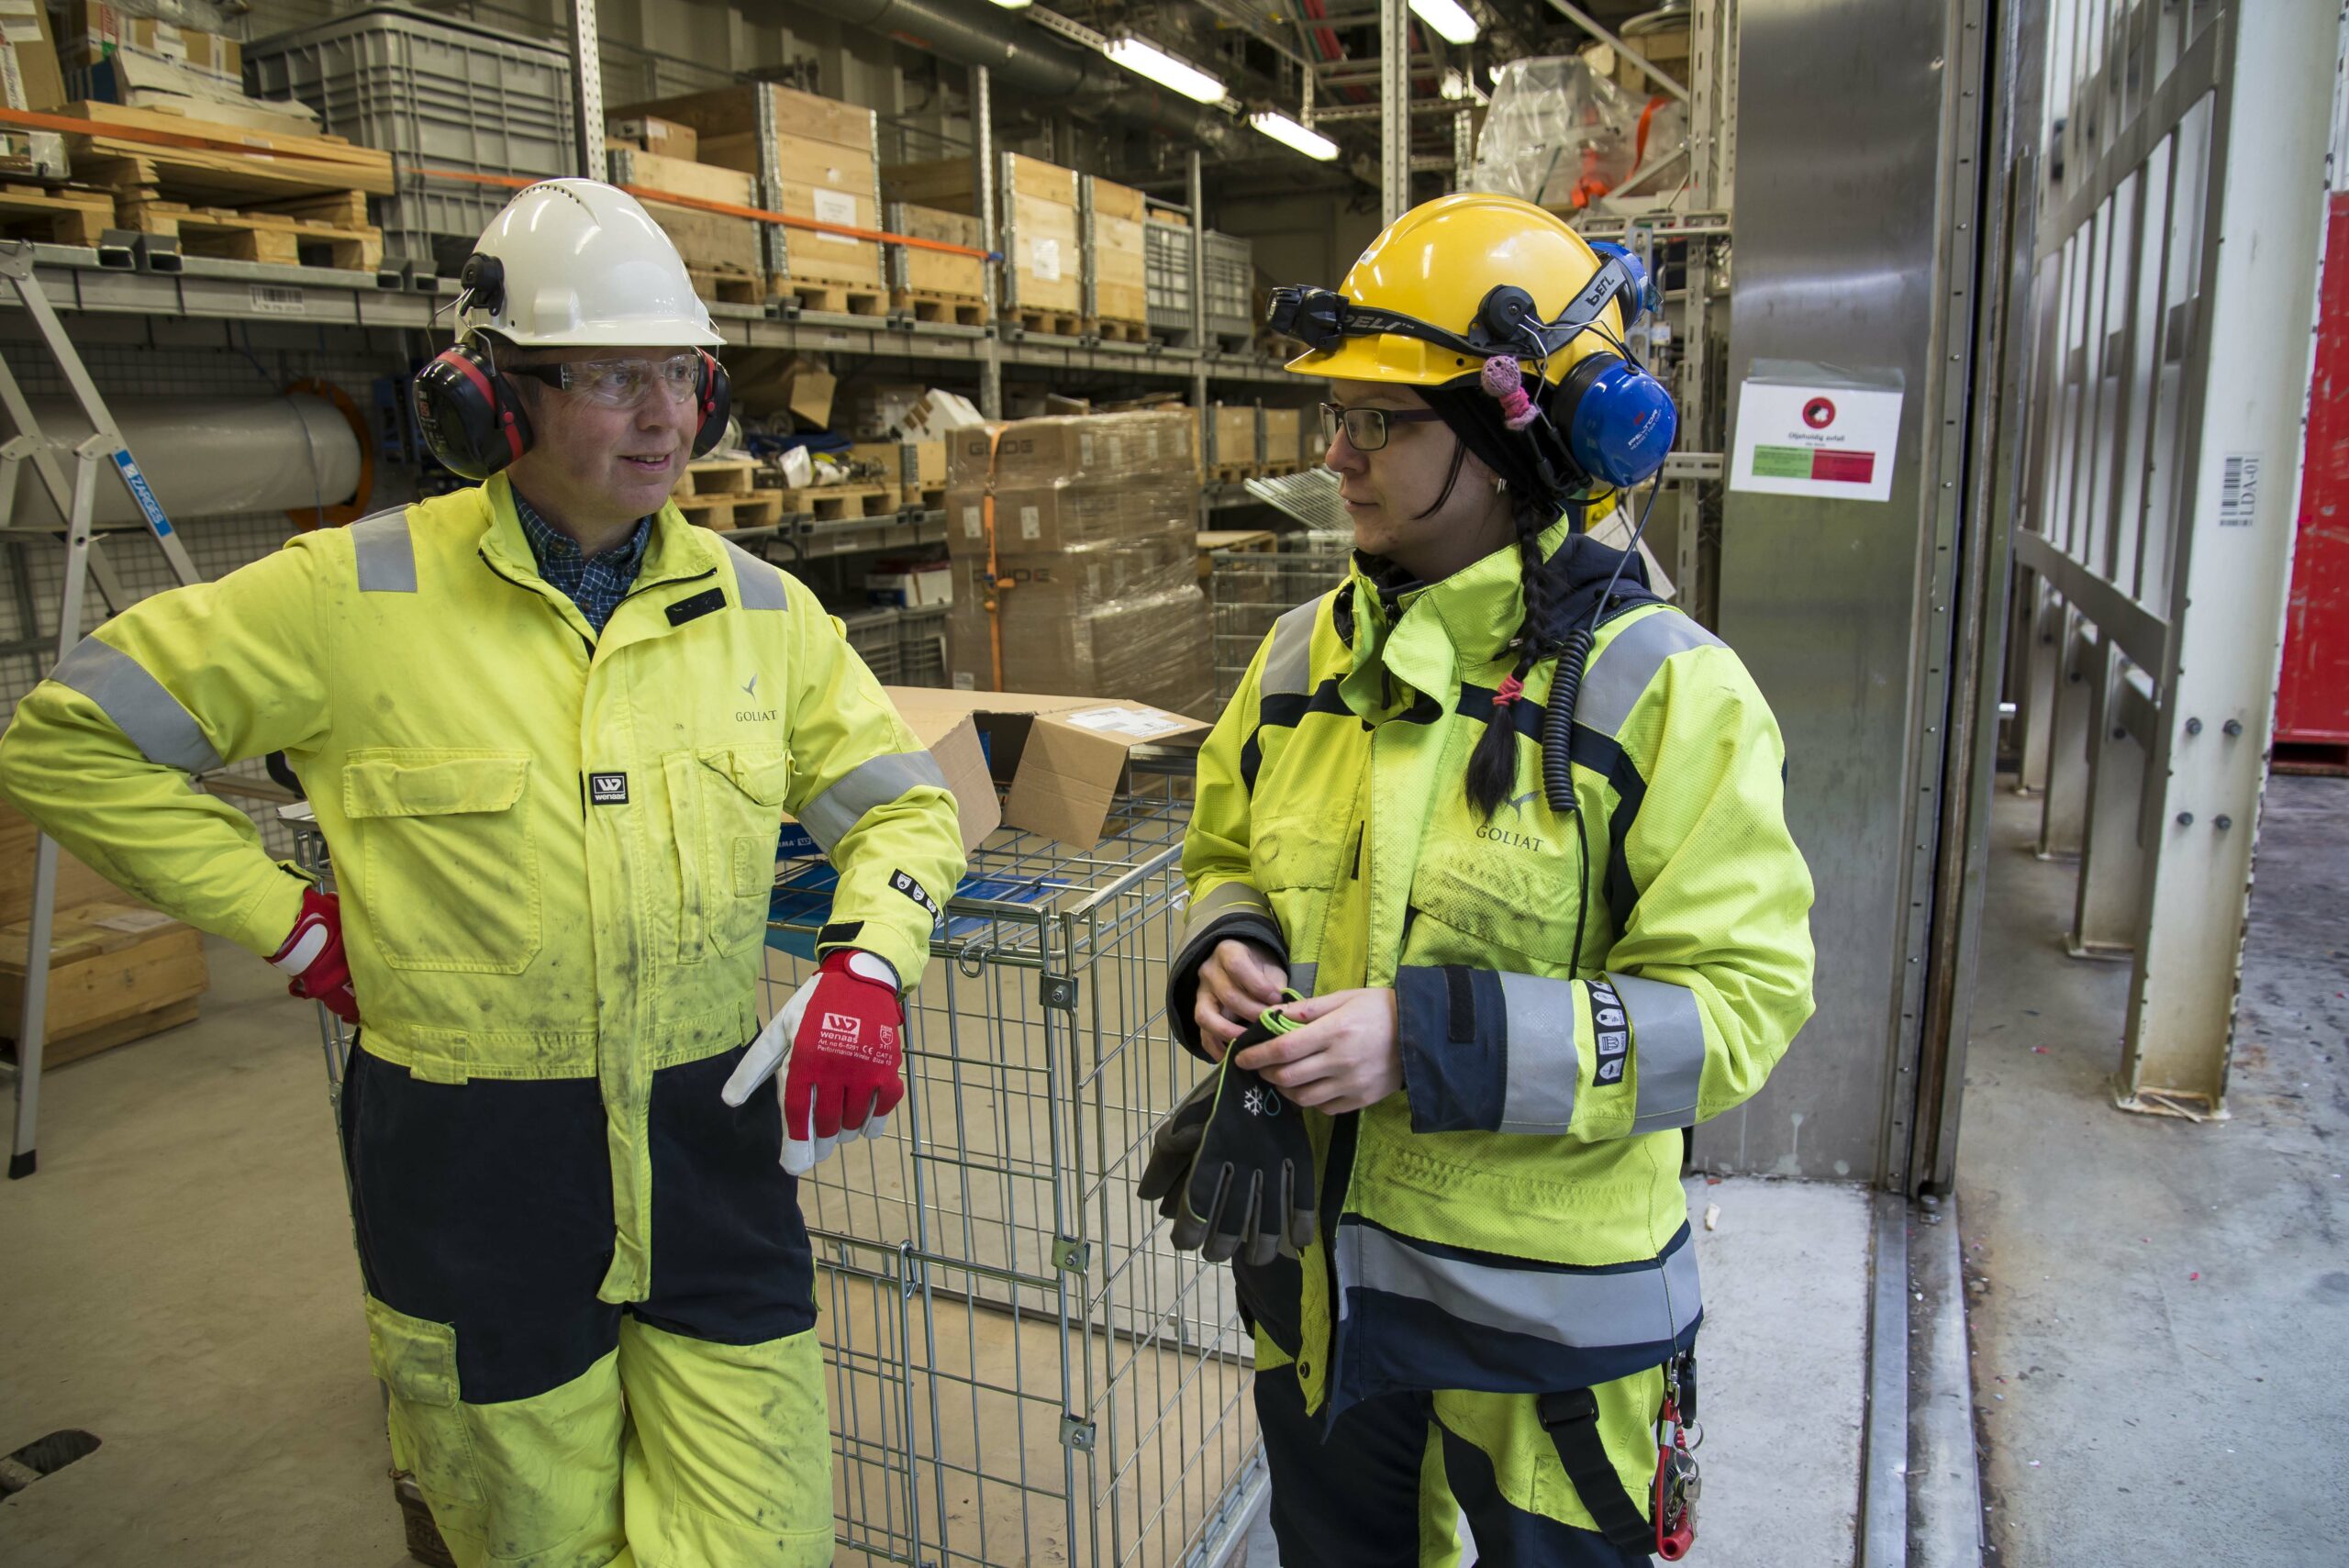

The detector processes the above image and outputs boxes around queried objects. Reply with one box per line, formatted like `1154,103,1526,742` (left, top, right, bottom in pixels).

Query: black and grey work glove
1138,1005,1318,1266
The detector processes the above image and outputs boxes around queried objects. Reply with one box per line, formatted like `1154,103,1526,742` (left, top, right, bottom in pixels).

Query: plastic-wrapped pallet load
942,410,1214,718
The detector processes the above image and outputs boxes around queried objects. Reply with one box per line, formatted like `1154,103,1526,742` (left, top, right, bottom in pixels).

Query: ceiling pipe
762,0,1238,145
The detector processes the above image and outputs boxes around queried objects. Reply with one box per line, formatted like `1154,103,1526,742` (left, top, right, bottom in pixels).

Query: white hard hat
457,178,724,350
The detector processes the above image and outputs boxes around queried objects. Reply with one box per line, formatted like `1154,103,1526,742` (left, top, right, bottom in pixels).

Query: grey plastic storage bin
245,6,575,276
1145,218,1195,342
1203,230,1255,348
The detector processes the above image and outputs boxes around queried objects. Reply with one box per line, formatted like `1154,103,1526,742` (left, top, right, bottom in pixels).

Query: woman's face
1322,378,1511,578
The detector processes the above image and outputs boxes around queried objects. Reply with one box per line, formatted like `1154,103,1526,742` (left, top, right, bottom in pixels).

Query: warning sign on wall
1730,370,1904,504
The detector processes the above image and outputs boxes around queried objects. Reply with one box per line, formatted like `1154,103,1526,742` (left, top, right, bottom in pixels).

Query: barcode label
250,284,306,315
2218,453,2261,528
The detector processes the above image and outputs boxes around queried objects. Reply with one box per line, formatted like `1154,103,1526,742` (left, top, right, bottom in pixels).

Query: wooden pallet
1087,316,1149,344
676,459,758,498
1014,307,1085,338
1259,461,1305,478
116,197,383,271
675,489,786,531
771,278,887,317
689,267,763,306
893,289,987,328
774,483,894,521
1209,462,1261,483
0,183,116,246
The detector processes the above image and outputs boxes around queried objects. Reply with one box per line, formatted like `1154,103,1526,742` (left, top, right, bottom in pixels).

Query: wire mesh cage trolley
763,760,1264,1566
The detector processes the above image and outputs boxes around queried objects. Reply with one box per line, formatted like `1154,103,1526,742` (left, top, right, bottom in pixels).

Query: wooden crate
0,901,208,1069
607,144,753,208
1209,406,1262,478
884,154,1080,313
640,195,760,281
890,203,985,304
1087,175,1148,333
770,179,884,288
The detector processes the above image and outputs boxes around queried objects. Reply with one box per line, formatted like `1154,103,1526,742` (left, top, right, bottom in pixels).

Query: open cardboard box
779,688,1207,858
883,687,1206,851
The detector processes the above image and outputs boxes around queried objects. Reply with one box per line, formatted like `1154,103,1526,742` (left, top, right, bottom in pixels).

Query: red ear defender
690,349,731,459
411,344,533,481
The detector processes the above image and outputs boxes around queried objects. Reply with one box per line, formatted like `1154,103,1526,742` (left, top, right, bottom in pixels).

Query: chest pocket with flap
341,751,540,974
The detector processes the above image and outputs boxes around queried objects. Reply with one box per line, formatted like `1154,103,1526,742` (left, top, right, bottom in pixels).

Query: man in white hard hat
0,178,964,1565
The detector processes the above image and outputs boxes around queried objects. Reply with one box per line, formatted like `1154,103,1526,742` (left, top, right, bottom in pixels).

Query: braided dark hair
1464,488,1564,817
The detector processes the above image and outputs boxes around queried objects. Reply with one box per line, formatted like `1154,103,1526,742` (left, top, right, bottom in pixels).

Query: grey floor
1958,774,2349,1565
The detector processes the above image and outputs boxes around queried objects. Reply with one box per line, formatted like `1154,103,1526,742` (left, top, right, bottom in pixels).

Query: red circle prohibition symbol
1802,396,1837,429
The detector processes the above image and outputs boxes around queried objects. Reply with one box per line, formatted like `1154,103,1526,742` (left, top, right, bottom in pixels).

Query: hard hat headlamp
1266,254,1649,366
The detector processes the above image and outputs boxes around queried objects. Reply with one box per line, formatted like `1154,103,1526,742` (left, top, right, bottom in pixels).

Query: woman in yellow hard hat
1157,195,1817,1563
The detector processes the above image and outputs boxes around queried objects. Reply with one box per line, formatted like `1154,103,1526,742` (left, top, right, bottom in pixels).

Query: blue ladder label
110,450,174,538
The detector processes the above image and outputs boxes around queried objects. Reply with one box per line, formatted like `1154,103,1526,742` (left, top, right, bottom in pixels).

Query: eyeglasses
1320,401,1444,452
506,353,703,410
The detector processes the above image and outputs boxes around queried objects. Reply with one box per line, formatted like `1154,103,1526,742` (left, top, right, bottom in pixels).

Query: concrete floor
1,927,1876,1567
1959,775,2349,1564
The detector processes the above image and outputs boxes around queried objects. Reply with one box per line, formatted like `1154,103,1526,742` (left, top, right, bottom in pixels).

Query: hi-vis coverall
0,473,965,1567
1168,515,1815,1562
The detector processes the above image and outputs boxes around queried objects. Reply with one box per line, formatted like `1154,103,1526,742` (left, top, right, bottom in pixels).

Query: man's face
504,345,700,529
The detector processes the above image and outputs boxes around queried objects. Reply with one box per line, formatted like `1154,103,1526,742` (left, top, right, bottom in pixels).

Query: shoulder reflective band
350,508,417,594
1579,609,1724,738
722,538,788,609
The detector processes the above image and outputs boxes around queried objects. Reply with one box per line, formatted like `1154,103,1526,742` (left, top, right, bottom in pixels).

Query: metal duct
766,0,1235,145
11,395,363,528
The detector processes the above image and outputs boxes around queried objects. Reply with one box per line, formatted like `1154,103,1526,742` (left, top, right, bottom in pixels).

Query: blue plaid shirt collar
511,489,651,634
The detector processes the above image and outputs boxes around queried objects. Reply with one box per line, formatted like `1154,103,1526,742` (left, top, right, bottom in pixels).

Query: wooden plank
640,196,760,278
676,459,758,497
59,101,393,193
768,130,878,195
609,146,754,207
118,199,384,272
72,144,372,208
1088,175,1147,223
0,183,114,246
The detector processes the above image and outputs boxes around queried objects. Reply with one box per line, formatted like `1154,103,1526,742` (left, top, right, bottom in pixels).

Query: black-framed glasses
1320,401,1444,452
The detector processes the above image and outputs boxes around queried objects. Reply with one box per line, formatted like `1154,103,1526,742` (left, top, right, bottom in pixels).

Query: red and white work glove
721,948,905,1175
270,886,359,1026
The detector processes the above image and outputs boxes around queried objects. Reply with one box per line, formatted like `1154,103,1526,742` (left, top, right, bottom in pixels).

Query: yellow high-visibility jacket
0,475,964,1301
1170,514,1816,1420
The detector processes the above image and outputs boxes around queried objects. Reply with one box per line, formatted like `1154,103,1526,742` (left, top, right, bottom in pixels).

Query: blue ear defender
1553,354,1678,491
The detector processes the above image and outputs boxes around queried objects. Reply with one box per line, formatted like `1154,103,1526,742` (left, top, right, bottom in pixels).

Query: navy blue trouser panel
340,1038,816,1406
1254,1364,1653,1567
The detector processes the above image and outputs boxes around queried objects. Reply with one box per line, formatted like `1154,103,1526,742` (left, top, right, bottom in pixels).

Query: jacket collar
478,473,723,597
1340,508,1659,717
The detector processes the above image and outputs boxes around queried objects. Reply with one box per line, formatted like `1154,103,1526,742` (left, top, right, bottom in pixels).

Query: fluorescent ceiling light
1408,0,1479,45
1105,36,1228,104
1251,111,1339,161
985,0,1032,8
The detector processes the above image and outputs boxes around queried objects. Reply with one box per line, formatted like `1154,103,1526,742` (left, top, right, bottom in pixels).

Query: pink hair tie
1494,673,1525,708
1481,355,1540,431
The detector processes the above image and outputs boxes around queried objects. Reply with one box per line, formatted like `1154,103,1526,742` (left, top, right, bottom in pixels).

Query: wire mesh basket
1208,532,1354,706
764,761,1263,1567
842,606,906,685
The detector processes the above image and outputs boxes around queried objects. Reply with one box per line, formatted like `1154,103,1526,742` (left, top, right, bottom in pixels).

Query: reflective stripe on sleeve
723,538,790,610
1495,971,1580,1134
1260,598,1319,700
350,507,417,594
1178,879,1275,952
1613,970,1708,1134
1287,961,1319,997
50,636,224,773
1336,1219,1702,1354
1578,608,1722,737
797,751,948,854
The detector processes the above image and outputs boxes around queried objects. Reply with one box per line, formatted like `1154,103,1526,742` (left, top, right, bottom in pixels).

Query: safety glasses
506,352,703,410
1319,401,1445,453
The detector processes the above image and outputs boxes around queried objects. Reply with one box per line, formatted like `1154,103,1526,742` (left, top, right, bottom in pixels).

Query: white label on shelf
250,285,307,316
1032,237,1062,282
1079,434,1095,470
812,188,858,244
952,672,976,691
2218,452,2262,528
962,504,983,539
1019,505,1041,540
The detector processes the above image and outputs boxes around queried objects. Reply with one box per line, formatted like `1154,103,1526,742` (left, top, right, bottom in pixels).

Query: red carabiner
1653,1396,1698,1561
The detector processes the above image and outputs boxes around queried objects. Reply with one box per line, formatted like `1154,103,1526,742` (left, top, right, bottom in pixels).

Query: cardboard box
607,144,752,208
59,2,239,85
947,410,1198,488
69,48,317,134
943,478,1196,558
1208,406,1261,470
0,0,66,110
0,900,207,1068
882,687,1209,851
948,585,1214,722
0,39,67,174
726,349,837,428
946,531,1195,606
607,114,696,161
1264,407,1303,463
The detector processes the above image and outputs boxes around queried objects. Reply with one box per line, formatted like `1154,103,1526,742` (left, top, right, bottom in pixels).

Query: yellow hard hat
1275,194,1630,388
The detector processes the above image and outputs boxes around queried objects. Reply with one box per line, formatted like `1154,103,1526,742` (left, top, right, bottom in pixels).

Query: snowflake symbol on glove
1242,1084,1283,1118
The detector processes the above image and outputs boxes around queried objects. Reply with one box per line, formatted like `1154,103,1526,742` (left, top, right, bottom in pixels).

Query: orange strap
980,427,1008,693
0,104,383,167
409,164,999,261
